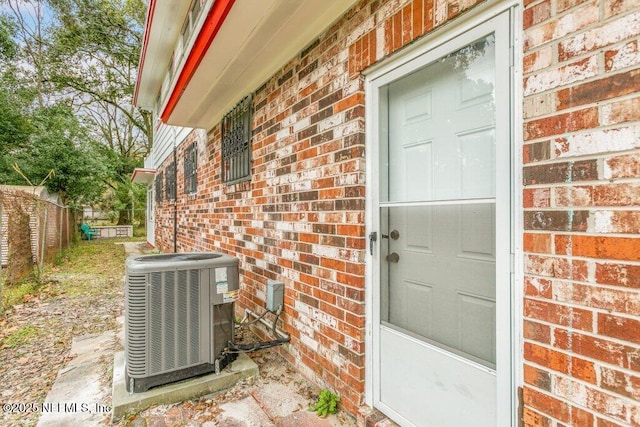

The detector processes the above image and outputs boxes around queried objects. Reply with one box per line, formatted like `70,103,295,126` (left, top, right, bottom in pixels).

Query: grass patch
2,325,39,348
1,281,44,313
2,238,144,310
54,239,137,275
50,238,144,298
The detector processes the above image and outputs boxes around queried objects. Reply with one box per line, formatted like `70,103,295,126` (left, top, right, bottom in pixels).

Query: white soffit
131,168,156,185
136,2,192,109
166,0,358,130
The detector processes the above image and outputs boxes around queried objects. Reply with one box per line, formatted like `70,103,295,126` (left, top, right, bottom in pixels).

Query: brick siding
151,0,640,423
153,0,486,415
523,1,640,425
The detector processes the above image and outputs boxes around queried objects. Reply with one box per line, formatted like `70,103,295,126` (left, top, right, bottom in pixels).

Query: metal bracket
368,231,377,255
382,229,399,240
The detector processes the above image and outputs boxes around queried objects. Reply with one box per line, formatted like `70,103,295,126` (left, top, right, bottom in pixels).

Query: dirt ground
0,239,357,426
1,239,129,426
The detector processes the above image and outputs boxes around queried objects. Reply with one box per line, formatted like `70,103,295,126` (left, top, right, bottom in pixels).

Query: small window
184,142,197,194
167,55,174,80
165,161,176,200
221,95,252,184
155,171,163,203
190,0,202,21
180,16,191,49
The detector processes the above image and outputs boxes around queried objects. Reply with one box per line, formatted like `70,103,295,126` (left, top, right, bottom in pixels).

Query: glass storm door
370,13,512,427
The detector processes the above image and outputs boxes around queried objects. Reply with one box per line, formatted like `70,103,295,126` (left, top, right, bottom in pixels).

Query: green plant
2,325,39,348
308,389,339,418
1,280,43,313
133,225,146,238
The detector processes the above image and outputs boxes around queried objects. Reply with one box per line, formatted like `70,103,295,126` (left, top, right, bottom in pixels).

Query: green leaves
3,103,110,205
0,16,18,61
0,88,31,154
0,0,149,222
46,0,149,143
308,389,340,418
0,0,153,224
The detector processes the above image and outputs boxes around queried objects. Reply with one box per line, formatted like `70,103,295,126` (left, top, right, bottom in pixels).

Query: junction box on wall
267,280,284,312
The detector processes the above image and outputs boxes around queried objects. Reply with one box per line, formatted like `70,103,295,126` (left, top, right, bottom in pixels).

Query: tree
0,88,31,157
4,0,55,108
0,15,18,60
46,0,151,223
0,90,32,181
0,3,107,205
0,15,31,157
0,0,150,222
0,12,33,183
47,0,152,153
2,103,110,205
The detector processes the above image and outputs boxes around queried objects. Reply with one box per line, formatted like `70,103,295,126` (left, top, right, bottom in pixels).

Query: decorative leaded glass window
184,142,197,194
165,161,176,200
155,171,163,203
222,95,252,183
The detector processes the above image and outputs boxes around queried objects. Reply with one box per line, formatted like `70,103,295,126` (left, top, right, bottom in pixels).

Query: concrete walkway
37,332,116,426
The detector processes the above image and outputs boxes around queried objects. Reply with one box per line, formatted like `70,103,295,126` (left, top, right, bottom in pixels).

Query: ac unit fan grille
148,270,201,375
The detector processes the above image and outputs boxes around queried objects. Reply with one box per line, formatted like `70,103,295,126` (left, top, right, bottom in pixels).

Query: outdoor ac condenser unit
124,252,239,393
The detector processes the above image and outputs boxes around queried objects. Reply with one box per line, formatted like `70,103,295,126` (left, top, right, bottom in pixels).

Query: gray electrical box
266,280,284,311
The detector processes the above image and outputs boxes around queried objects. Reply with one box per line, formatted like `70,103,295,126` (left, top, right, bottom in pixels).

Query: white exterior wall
143,119,195,248
147,121,194,170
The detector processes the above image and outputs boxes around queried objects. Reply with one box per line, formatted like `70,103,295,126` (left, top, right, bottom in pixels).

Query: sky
0,0,55,31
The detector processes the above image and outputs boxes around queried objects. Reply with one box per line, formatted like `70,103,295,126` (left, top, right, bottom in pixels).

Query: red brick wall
152,0,640,422
522,1,640,425
153,0,486,415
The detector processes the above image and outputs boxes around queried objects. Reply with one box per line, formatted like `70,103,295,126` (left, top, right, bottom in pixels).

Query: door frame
147,186,156,247
363,2,522,425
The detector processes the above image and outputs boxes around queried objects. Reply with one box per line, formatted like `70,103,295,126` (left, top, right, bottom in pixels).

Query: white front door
147,187,155,247
369,12,512,427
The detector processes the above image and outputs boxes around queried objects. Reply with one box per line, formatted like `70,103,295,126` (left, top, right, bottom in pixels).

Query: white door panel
383,204,495,367
459,128,495,198
371,11,513,425
380,327,496,427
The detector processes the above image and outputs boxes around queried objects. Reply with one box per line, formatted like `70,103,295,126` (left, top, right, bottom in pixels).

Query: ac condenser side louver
125,252,239,393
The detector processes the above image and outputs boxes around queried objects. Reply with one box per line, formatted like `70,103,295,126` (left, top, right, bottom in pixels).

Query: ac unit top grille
134,253,222,263
126,252,237,274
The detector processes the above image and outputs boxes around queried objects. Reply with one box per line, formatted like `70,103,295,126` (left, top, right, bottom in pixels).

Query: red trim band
160,0,236,123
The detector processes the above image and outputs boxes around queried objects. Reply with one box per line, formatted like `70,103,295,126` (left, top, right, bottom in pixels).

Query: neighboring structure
81,205,111,223
133,0,640,425
1,185,63,205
